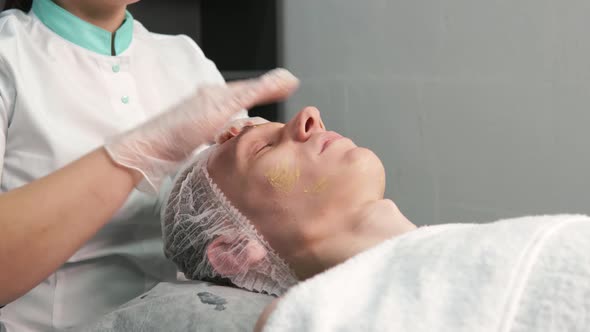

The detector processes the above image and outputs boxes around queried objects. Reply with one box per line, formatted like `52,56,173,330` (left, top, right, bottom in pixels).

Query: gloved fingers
215,117,270,144
227,68,299,110
104,69,297,195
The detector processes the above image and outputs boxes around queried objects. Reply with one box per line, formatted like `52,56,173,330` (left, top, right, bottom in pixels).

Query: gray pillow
75,281,274,332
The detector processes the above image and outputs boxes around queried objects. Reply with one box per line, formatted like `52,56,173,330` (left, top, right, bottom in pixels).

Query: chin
344,147,386,197
346,147,382,170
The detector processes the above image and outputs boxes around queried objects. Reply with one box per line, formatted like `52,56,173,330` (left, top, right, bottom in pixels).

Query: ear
206,235,267,276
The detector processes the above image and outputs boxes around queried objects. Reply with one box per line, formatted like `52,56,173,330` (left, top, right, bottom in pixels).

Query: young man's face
207,107,386,261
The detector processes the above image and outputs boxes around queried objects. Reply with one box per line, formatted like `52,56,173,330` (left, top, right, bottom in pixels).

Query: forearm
0,148,140,304
254,298,281,332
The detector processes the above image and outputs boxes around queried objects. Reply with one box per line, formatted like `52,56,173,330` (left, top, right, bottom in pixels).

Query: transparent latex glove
105,68,299,193
215,116,270,144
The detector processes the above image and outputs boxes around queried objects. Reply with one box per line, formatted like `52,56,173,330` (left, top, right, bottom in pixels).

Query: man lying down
162,107,590,332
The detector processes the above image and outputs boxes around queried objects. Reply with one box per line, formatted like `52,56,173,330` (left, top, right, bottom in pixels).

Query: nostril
304,117,314,132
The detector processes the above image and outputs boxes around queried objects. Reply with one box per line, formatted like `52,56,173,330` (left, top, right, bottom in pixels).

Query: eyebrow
235,124,258,140
235,124,268,163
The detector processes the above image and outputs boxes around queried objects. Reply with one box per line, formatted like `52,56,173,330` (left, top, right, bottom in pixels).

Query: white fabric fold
263,215,590,332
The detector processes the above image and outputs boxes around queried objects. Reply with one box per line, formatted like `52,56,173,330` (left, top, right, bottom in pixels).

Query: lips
320,131,344,154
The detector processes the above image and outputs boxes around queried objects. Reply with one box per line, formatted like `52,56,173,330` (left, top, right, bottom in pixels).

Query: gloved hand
215,116,270,144
105,68,299,193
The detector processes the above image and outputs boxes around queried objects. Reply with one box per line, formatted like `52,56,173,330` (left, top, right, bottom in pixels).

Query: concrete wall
282,1,590,225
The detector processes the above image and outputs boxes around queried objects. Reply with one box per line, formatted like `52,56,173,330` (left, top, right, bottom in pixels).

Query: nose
287,106,325,142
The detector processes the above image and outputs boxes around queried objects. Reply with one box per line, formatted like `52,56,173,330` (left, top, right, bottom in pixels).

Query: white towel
263,215,590,332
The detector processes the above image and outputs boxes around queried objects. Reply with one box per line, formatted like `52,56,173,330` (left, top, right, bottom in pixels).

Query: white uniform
0,1,241,330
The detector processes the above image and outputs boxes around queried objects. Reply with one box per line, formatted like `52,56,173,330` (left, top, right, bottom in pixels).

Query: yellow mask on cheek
264,160,301,193
303,177,329,194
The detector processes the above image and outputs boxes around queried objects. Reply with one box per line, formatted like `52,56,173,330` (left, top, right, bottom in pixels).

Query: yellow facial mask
265,160,301,193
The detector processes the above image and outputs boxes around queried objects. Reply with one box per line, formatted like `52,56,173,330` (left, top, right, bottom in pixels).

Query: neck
54,1,127,33
290,199,416,280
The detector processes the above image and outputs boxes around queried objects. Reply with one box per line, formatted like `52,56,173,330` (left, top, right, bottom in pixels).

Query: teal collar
32,0,134,56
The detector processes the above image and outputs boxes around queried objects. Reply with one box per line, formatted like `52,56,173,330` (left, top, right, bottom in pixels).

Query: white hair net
161,146,298,296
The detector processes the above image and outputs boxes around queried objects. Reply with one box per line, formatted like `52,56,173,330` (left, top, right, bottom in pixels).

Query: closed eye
255,143,272,156
235,122,281,163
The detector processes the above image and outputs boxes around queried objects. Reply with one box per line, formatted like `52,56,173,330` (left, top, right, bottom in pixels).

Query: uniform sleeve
0,56,16,186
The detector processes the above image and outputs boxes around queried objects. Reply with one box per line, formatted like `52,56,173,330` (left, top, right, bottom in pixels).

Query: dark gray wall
282,1,590,225
129,0,282,122
129,0,201,44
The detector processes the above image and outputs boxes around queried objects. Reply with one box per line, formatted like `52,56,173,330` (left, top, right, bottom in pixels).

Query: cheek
258,156,302,194
242,172,286,215
243,167,299,223
304,149,385,204
302,177,329,194
240,185,295,246
267,170,300,194
245,153,325,223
